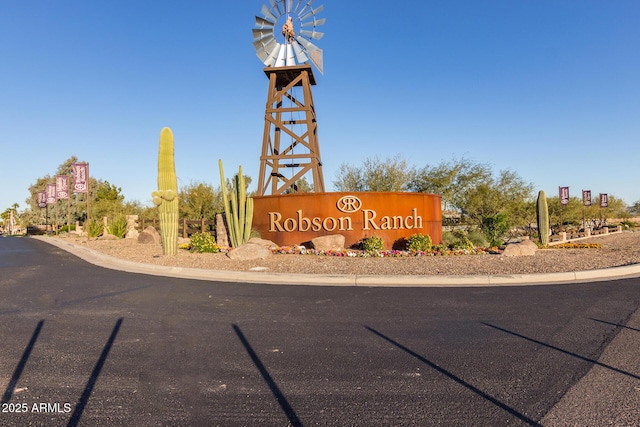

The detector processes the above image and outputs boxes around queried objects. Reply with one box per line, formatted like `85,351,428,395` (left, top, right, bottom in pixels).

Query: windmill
252,0,326,196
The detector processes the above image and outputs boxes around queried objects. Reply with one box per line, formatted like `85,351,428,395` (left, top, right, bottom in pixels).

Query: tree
178,182,222,220
409,158,535,233
333,154,416,192
630,200,640,216
283,176,313,194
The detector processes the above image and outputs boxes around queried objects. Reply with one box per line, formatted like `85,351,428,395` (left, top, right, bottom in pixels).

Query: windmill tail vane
252,0,325,74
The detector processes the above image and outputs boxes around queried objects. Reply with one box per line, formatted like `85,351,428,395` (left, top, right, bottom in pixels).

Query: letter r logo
336,196,362,213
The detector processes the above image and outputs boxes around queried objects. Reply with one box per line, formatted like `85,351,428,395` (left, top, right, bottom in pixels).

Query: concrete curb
34,236,640,287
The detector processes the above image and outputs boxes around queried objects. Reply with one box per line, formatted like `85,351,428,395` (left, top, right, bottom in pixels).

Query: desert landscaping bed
54,231,640,276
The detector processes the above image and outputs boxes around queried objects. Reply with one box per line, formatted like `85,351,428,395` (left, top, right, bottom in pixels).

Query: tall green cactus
152,127,179,255
536,190,549,246
219,159,254,248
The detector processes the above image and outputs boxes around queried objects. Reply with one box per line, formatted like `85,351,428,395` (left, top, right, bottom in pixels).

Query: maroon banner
73,163,89,193
599,193,608,208
46,184,57,204
559,186,570,205
56,175,69,199
37,191,47,208
582,190,591,206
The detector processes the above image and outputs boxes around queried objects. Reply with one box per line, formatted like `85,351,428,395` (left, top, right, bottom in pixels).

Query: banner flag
73,163,89,193
582,190,591,206
37,192,47,208
600,193,608,208
46,183,57,204
56,175,69,199
559,186,570,205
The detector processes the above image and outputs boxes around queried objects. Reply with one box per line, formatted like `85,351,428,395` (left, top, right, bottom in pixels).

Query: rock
125,228,140,239
247,237,278,249
311,234,345,251
138,226,161,245
215,214,229,248
502,240,538,257
98,233,118,241
226,242,272,260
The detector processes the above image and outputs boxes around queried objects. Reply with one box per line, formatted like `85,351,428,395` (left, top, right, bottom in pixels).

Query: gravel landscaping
54,231,640,276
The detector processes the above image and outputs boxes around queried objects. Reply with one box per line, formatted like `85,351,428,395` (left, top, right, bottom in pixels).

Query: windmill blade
252,28,274,41
264,42,282,67
260,4,278,22
269,0,284,18
292,42,309,63
286,0,294,14
253,34,275,51
296,36,323,74
255,16,275,28
301,17,326,27
297,0,315,17
254,36,277,63
293,0,306,13
300,5,323,21
300,29,324,40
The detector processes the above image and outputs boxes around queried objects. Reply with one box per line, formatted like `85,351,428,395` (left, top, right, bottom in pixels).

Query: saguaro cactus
536,190,549,246
152,127,179,255
219,159,254,248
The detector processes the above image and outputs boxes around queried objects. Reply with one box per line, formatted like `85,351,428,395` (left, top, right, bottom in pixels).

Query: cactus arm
219,159,237,248
237,167,246,242
244,197,254,242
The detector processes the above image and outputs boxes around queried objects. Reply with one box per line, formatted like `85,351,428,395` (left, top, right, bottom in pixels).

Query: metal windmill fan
252,0,325,74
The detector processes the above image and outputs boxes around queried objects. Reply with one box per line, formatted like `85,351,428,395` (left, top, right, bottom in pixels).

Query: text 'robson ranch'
268,209,424,232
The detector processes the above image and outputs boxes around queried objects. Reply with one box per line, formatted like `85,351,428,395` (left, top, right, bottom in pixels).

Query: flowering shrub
189,232,220,253
552,243,602,249
362,235,384,253
407,233,432,251
271,246,491,257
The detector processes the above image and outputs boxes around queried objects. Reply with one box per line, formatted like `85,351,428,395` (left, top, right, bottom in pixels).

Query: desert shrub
362,235,384,253
443,230,475,250
190,232,220,253
451,235,474,251
59,224,76,233
86,219,104,238
407,233,432,251
107,215,128,239
481,213,509,247
467,230,489,248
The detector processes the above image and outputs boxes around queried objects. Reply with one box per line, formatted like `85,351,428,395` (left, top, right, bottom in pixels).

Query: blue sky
1,1,639,213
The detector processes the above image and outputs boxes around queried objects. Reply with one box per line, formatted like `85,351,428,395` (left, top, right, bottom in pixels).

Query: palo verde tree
333,154,416,192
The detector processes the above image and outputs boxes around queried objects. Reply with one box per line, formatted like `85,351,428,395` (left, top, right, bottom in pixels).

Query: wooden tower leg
257,65,325,196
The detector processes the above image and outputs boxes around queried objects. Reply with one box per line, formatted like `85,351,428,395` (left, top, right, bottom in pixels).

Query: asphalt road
1,236,639,426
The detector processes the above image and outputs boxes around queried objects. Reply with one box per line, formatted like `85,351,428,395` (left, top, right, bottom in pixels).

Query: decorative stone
247,237,278,249
502,240,538,257
215,214,229,248
226,242,272,261
125,228,140,239
138,226,161,245
311,234,345,251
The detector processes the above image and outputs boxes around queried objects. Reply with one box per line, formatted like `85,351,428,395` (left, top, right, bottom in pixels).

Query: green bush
86,219,104,238
467,230,489,248
407,233,432,251
108,215,128,239
59,224,76,233
362,235,384,253
190,232,220,253
443,230,475,251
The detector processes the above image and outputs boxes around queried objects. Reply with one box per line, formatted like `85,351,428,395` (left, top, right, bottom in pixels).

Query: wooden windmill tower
252,0,326,196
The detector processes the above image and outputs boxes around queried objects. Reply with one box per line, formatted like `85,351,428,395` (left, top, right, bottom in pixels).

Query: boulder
138,226,161,245
247,237,278,249
502,240,538,257
226,242,272,261
311,234,346,251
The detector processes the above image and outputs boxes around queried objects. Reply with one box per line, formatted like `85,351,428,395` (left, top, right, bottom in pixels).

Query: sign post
73,163,90,235
56,175,70,233
582,190,591,231
46,183,57,233
559,186,569,232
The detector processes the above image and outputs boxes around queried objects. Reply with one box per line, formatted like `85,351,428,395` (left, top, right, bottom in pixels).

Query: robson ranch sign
252,192,442,250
